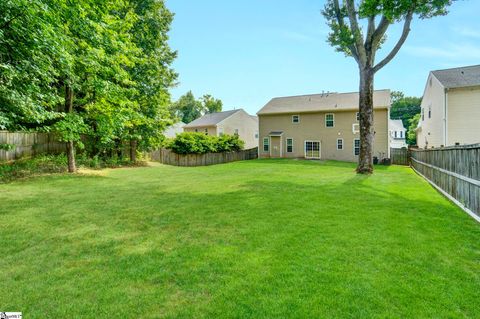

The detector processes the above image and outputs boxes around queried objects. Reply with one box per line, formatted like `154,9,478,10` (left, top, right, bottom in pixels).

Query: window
286,138,293,153
422,108,424,121
292,115,300,123
234,129,239,135
400,131,403,138
337,138,343,150
394,131,398,138
352,123,359,134
325,113,334,127
354,139,360,156
263,137,269,152
356,112,360,121
195,129,198,132
305,141,321,159
428,106,432,118
254,132,259,139
218,128,224,136
204,128,208,135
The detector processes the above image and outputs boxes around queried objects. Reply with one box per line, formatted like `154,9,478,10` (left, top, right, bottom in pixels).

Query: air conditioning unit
352,123,360,134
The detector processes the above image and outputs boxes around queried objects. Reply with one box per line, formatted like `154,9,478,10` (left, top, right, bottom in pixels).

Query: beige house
417,65,480,148
257,90,391,162
183,109,259,149
163,121,185,138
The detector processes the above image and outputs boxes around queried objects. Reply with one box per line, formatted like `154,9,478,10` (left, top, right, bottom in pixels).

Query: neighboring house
416,65,480,149
163,121,185,138
257,90,390,162
389,119,407,148
183,109,259,149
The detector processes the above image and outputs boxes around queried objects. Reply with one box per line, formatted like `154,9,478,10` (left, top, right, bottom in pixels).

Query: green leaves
52,113,89,147
171,91,224,124
167,132,244,154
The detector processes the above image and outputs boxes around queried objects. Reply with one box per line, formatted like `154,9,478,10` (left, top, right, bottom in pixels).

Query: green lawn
1,159,479,318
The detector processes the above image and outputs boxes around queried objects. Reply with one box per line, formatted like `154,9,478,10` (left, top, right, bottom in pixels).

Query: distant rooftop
432,65,480,89
183,109,242,128
257,90,390,115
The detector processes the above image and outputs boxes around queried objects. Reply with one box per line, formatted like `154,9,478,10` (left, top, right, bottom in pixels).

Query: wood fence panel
151,147,258,167
390,148,409,165
411,144,480,219
0,131,64,162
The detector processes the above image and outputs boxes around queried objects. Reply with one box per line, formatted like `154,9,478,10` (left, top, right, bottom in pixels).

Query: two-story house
389,119,407,148
183,109,259,149
416,65,480,148
257,90,390,162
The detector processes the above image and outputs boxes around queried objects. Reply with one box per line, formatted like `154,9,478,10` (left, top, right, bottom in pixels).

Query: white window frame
352,123,360,134
304,140,321,159
292,115,300,124
325,113,335,128
286,138,293,153
354,138,360,156
263,137,269,152
336,138,344,150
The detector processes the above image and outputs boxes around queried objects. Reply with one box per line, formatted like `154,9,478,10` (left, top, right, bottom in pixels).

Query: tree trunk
129,140,137,162
357,68,375,174
65,85,76,173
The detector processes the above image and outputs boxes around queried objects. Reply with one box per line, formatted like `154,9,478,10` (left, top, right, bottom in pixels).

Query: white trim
353,138,360,156
325,113,335,128
286,138,293,153
411,158,480,187
292,115,300,124
336,138,344,150
411,165,480,223
352,123,359,134
304,140,321,159
444,89,448,146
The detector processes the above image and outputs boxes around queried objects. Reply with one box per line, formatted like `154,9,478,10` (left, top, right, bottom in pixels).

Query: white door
305,141,321,159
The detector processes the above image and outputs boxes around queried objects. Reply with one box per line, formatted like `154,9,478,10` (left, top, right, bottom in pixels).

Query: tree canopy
171,91,223,124
0,0,177,170
390,91,421,145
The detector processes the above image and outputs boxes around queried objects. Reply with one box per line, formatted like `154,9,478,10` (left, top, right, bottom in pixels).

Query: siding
184,126,217,136
417,74,445,148
447,86,480,146
258,109,388,162
217,110,258,149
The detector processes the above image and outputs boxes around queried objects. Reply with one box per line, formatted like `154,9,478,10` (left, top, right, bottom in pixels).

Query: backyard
0,159,479,318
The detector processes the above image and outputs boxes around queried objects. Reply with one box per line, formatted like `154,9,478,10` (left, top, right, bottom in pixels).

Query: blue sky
165,0,480,115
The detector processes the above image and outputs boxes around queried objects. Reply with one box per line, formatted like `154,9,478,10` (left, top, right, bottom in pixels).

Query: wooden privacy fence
410,144,480,220
390,147,409,165
0,131,64,162
151,147,258,167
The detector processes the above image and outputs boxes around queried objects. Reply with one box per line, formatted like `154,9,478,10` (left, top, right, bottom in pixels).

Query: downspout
444,88,448,146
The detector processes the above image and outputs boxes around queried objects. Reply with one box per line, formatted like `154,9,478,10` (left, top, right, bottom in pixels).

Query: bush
166,132,244,154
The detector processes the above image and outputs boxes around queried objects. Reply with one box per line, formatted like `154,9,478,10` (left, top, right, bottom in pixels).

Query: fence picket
151,148,259,167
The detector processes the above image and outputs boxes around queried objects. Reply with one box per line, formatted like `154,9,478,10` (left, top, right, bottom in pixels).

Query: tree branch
370,16,390,51
345,0,367,67
372,11,413,74
331,0,359,64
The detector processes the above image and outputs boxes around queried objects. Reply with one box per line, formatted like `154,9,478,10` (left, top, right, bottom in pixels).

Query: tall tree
407,113,421,146
390,91,421,144
172,91,202,124
201,94,223,114
322,0,452,174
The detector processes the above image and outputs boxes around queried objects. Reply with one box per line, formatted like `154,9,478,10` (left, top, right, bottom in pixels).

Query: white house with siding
416,65,480,148
389,119,407,148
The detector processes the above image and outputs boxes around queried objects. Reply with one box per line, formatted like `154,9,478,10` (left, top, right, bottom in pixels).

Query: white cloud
453,26,480,39
404,42,480,60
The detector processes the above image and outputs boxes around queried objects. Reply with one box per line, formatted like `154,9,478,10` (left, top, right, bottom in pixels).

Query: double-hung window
354,139,360,156
292,115,300,123
356,112,360,121
263,137,269,152
337,138,343,150
325,113,334,127
286,138,293,153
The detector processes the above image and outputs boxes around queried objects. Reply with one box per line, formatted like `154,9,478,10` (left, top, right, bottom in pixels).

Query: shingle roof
432,65,480,89
183,109,242,128
389,119,405,131
257,90,390,115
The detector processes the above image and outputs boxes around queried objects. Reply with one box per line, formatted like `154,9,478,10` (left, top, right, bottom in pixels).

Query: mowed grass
1,159,479,318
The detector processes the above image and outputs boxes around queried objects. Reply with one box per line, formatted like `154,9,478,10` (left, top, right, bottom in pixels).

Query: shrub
166,132,244,154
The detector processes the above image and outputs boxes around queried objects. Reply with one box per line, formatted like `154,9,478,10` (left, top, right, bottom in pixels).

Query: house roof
257,90,390,115
432,65,480,89
183,109,242,128
389,119,406,132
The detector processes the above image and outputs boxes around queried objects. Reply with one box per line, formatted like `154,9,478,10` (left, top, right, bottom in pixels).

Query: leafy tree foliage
0,0,177,171
171,91,223,123
322,0,453,174
390,91,421,144
407,113,421,146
